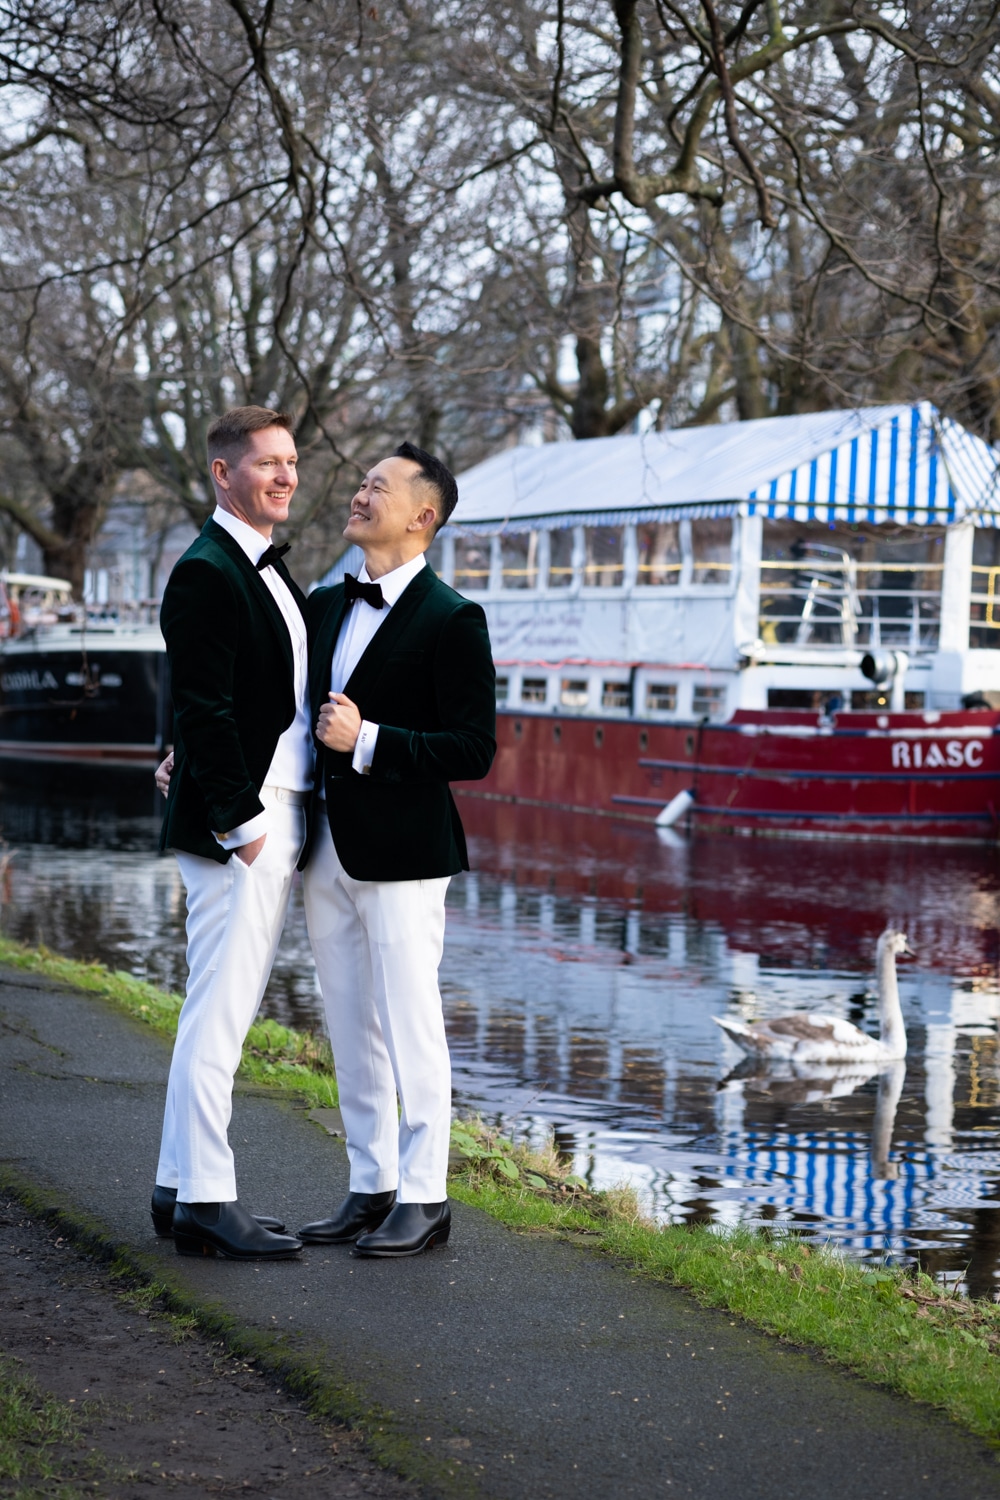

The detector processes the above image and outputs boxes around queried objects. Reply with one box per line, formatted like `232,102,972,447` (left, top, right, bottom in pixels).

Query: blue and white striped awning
745,403,1000,526
445,402,1000,534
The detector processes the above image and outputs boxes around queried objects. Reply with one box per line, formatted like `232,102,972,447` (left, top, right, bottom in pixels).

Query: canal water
2,786,999,1295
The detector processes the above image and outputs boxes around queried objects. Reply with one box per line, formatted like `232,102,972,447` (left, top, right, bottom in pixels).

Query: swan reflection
721,1057,906,1182
722,1055,883,1106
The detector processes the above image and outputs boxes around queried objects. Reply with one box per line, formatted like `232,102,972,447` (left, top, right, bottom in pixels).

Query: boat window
453,535,491,592
692,683,726,719
548,529,575,589
773,690,857,714
636,522,681,586
601,680,631,710
521,677,547,704
424,534,445,574
584,527,624,587
970,529,1000,649
495,676,509,704
690,519,733,585
561,678,589,708
759,521,944,651
646,682,677,712
500,532,539,590
904,691,925,709
851,688,889,710
766,689,839,711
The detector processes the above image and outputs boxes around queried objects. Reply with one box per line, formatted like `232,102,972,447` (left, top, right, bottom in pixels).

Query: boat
325,402,1000,841
0,572,169,774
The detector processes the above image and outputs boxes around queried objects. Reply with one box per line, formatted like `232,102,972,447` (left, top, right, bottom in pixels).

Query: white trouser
156,793,306,1203
303,817,451,1203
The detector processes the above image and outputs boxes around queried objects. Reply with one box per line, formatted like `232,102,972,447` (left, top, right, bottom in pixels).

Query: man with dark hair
297,445,495,1257
392,440,459,529
152,405,308,1260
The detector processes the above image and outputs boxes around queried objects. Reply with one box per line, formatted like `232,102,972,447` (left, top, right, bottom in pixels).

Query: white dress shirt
326,552,426,780
210,506,313,848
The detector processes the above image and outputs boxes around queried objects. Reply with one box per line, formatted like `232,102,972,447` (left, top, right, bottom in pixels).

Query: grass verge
3,937,1000,1445
0,935,338,1107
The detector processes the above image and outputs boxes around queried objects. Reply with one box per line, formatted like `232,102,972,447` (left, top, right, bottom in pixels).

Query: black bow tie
256,542,291,571
344,572,384,609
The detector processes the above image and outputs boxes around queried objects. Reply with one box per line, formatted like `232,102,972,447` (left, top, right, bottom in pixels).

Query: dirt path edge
0,1163,478,1500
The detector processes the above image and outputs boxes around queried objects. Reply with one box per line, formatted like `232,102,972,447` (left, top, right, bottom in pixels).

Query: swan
712,928,914,1063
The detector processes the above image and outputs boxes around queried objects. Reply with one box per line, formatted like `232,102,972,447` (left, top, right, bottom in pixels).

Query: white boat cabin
321,404,1000,723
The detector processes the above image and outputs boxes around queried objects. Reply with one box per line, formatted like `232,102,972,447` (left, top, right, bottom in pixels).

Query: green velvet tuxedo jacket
303,565,496,881
158,517,305,864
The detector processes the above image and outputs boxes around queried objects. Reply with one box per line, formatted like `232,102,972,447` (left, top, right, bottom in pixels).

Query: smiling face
343,455,439,578
211,426,299,537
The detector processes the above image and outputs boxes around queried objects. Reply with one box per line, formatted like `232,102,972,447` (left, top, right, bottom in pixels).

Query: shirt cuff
352,720,379,775
214,808,269,850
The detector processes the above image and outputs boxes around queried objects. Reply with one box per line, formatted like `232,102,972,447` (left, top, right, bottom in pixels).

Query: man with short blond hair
152,405,308,1260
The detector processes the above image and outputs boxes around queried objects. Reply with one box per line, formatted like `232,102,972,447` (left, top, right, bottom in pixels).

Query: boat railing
970,564,1000,643
760,553,943,651
83,598,162,628
2,601,163,641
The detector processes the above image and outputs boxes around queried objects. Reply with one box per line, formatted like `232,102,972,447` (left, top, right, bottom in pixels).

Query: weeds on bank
448,1115,647,1230
241,1016,338,1105
115,1282,200,1344
4,940,1000,1443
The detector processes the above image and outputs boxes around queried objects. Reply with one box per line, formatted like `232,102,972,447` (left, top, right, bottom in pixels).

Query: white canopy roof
451,402,1000,532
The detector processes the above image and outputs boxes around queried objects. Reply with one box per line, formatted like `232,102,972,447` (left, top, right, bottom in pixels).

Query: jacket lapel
309,584,349,721
344,566,436,703
204,517,296,678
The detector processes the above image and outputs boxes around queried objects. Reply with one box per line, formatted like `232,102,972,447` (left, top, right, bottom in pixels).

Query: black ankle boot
151,1185,285,1238
298,1191,397,1244
353,1201,451,1258
171,1201,302,1259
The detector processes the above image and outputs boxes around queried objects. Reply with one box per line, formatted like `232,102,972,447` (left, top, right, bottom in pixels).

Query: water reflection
447,797,1000,1294
2,783,1000,1290
0,785,320,1021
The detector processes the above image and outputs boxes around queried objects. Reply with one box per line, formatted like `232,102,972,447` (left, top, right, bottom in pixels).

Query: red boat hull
459,708,1000,842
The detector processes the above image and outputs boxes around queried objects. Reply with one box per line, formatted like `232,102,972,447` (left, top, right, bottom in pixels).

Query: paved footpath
2,967,998,1500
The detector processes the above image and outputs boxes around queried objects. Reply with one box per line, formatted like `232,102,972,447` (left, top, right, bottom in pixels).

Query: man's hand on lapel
155,751,175,798
317,692,362,753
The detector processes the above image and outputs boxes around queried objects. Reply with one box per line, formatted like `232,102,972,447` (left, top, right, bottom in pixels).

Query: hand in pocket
236,834,267,867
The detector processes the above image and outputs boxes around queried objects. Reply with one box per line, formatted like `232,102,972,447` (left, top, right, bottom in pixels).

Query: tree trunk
726,318,768,421
570,332,612,438
45,472,108,598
